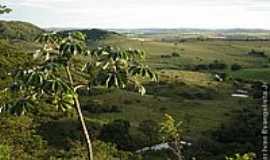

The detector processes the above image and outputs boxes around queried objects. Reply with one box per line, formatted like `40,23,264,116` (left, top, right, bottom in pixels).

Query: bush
123,99,133,105
47,140,128,160
178,90,214,100
77,88,112,96
194,64,209,70
159,107,167,112
99,119,133,150
248,49,266,57
192,60,227,71
82,100,122,113
161,55,171,58
0,144,10,160
231,64,242,71
138,120,160,146
171,52,180,57
209,60,227,70
0,116,48,159
188,107,260,160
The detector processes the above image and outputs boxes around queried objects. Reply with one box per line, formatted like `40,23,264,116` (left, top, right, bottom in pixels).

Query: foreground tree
0,32,157,160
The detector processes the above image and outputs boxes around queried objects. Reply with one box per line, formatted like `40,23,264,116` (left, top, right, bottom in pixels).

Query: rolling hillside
60,28,121,41
0,20,44,41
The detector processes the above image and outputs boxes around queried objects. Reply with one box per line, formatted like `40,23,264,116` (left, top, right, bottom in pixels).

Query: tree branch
74,84,88,92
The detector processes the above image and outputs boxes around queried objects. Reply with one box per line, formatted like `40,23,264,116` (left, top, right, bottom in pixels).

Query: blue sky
1,0,270,29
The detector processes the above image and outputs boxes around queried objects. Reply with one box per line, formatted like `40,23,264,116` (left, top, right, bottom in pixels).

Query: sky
1,0,270,29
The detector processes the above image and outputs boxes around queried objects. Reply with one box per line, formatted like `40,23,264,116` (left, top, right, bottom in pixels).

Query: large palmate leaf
51,93,75,112
70,32,86,41
0,5,12,14
35,32,60,45
91,46,145,61
11,69,45,92
1,98,36,116
104,71,128,89
59,32,87,60
35,32,87,64
34,33,61,61
40,61,64,72
84,46,157,96
42,78,71,95
128,64,158,81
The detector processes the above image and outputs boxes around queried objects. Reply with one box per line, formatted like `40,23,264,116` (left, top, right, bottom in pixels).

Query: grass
0,31,266,159
102,38,270,69
81,70,251,136
0,35,264,134
230,68,270,83
81,37,266,138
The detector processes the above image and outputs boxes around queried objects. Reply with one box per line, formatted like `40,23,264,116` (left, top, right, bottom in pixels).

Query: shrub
0,116,48,159
178,90,214,100
0,144,10,160
135,99,141,103
123,99,133,105
248,49,266,57
159,107,167,112
48,140,119,160
138,120,160,146
189,107,261,160
161,55,171,58
99,119,133,150
77,88,112,96
82,100,122,113
171,52,180,57
193,60,227,71
195,64,209,70
209,60,227,70
231,64,242,71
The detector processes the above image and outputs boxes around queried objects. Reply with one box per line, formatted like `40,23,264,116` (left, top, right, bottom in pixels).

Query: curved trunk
74,96,94,160
65,66,94,160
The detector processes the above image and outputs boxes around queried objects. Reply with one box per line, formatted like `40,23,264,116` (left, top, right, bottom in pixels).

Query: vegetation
231,64,242,71
0,19,267,159
0,5,11,14
225,153,255,160
0,21,44,41
60,29,121,41
159,114,185,160
0,30,157,160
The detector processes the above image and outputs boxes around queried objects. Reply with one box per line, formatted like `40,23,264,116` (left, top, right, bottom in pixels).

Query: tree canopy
0,5,12,14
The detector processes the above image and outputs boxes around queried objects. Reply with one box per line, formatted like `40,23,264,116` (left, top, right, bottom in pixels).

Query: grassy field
80,36,268,138
231,68,270,82
80,69,255,137
102,38,270,69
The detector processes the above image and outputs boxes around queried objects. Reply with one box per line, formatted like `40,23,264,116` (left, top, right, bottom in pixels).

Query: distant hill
60,29,121,41
0,21,44,41
110,28,270,34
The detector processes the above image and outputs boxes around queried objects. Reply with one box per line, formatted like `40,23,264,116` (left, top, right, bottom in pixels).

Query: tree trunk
74,96,94,160
169,141,184,160
65,66,94,160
